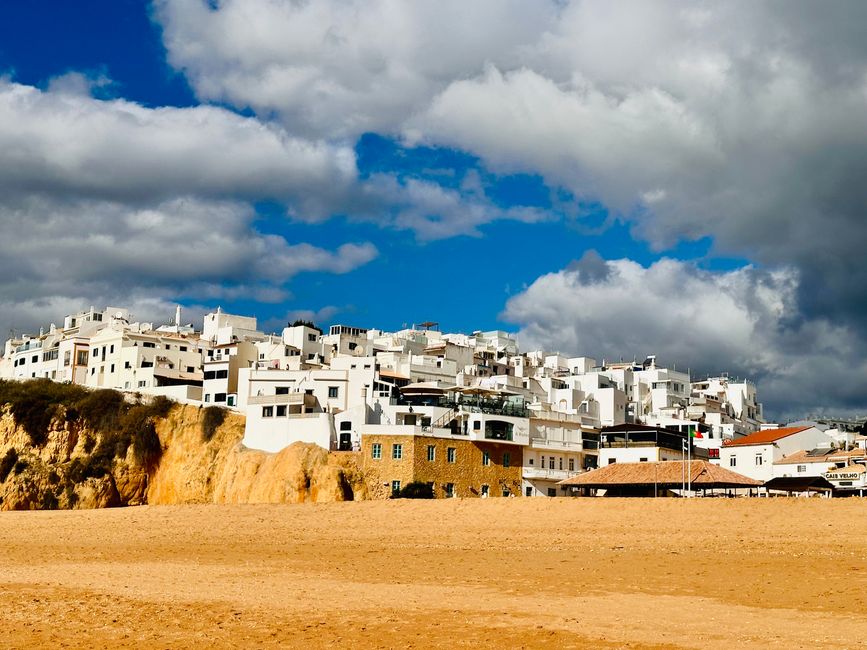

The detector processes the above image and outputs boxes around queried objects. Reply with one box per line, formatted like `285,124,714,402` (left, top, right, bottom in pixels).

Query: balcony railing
522,467,581,481
248,393,317,407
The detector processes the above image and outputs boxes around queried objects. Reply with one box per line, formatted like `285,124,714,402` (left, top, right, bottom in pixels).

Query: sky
0,0,866,420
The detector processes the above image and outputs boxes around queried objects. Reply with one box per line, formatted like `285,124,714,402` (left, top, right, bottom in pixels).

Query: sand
2,498,867,649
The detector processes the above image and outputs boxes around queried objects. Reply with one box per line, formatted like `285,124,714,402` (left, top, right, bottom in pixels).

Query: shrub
64,484,78,508
40,490,59,510
75,389,125,433
201,406,227,442
0,448,18,482
392,481,435,499
146,395,174,419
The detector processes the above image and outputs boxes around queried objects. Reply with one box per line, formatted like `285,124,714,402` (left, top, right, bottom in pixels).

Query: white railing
522,467,581,481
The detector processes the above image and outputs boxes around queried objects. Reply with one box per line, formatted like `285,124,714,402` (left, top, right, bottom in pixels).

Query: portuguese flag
690,425,703,439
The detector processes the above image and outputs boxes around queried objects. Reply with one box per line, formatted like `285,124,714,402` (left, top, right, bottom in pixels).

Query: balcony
248,392,317,408
523,467,581,481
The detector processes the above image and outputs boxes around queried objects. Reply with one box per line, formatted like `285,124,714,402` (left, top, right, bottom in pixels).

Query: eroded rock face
0,402,368,510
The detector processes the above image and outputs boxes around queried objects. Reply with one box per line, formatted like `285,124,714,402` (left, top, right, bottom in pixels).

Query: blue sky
1,1,865,417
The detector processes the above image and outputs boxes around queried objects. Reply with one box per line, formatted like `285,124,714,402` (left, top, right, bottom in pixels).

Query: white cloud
154,0,555,139
155,0,867,327
503,255,867,419
0,79,358,219
0,196,377,339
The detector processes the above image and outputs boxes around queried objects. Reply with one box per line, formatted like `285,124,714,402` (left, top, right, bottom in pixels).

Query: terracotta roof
559,460,761,488
723,426,810,447
775,448,866,465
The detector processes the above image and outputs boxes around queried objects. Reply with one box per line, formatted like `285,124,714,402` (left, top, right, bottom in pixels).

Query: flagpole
688,427,692,497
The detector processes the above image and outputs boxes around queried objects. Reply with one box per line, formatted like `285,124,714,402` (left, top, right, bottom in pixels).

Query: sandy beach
2,498,867,649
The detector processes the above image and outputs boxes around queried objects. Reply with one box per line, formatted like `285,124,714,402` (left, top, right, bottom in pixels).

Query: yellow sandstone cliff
0,403,369,510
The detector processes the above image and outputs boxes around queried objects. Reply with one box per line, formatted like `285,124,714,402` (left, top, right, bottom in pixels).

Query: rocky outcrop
0,402,367,510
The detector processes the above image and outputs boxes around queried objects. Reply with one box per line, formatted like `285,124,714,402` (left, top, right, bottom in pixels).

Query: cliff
0,389,370,510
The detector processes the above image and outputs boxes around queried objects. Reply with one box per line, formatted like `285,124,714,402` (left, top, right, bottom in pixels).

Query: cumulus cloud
503,256,867,419
0,196,377,338
156,0,867,331
154,0,555,139
0,79,358,218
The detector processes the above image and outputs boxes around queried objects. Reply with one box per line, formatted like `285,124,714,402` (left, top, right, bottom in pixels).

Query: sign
825,471,862,481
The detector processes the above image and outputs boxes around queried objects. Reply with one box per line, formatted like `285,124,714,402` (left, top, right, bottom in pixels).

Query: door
338,433,352,451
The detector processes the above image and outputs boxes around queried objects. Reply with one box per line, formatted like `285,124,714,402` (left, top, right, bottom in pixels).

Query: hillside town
2,305,865,498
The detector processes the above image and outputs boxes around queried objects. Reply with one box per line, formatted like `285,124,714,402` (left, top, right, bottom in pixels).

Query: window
109,345,114,354
186,366,194,373
204,394,211,403
547,488,557,497
548,457,555,470
559,457,563,470
76,350,88,366
503,452,510,468
274,404,286,417
340,421,352,431
639,457,648,462
391,480,401,495
165,344,171,350
525,486,533,497
125,362,132,369
142,342,155,349
482,450,490,466
262,406,274,417
328,386,339,398
528,458,534,466
427,445,435,462
568,458,575,472
608,458,616,465
540,455,545,468
371,443,382,459
215,393,227,403
215,369,228,379
797,464,806,473
180,346,188,352
276,386,289,395
444,483,455,498
502,489,511,497
447,447,456,463
140,360,153,368
473,420,481,430
308,333,317,342
480,484,489,497
755,455,763,466
392,443,402,460
729,457,737,467
204,371,215,380
110,363,115,373
138,380,146,388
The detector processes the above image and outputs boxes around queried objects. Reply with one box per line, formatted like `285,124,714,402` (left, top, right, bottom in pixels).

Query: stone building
360,432,523,499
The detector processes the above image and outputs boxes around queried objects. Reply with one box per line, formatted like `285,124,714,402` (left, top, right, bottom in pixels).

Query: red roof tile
723,426,811,447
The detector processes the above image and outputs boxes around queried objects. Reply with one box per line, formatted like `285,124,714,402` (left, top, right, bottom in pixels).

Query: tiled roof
775,448,866,465
723,426,810,447
558,460,761,488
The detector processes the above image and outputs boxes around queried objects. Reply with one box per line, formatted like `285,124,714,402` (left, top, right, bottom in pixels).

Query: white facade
719,426,829,482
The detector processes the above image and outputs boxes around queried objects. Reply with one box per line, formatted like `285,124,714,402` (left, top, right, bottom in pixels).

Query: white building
719,426,829,482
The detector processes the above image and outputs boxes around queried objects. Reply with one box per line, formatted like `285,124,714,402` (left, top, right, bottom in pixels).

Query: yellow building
361,432,523,499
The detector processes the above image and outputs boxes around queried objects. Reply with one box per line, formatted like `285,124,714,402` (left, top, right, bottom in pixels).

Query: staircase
432,407,458,430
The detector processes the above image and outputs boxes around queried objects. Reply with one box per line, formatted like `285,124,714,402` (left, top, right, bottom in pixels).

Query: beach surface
2,498,866,649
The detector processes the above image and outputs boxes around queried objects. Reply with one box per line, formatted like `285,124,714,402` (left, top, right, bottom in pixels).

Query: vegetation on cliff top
201,405,227,442
0,379,171,478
